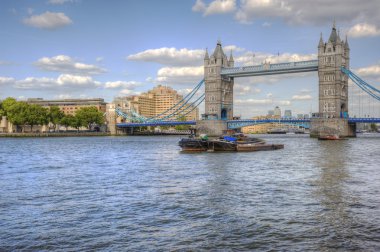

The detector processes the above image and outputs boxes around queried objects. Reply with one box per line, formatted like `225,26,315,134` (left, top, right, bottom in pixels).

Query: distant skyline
1,0,380,118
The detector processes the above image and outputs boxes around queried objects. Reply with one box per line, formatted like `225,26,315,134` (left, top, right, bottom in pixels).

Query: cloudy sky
1,0,379,118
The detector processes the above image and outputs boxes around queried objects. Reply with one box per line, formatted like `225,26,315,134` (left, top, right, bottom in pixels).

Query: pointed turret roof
212,39,226,59
328,21,338,44
204,48,209,60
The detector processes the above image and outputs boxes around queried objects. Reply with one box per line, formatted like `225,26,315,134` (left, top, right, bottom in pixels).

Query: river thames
1,134,379,251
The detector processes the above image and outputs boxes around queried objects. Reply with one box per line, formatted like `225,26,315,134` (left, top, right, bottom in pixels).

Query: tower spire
319,32,324,47
204,48,209,60
345,35,350,49
229,50,234,62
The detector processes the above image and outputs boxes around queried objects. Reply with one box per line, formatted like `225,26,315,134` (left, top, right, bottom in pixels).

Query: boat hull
237,143,284,152
178,138,209,151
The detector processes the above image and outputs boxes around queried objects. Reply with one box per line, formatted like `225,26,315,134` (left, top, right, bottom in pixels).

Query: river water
1,134,379,251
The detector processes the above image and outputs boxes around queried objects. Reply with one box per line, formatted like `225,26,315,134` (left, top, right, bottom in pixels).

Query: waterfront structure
310,23,355,137
274,106,281,117
196,40,234,135
114,85,199,122
241,115,301,134
116,23,379,137
26,98,107,115
267,110,274,116
195,23,355,137
284,110,292,118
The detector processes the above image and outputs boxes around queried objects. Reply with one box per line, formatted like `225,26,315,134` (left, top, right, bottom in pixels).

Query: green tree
1,97,17,116
60,115,74,131
6,101,29,132
70,115,83,132
370,123,378,132
175,115,190,130
48,106,64,131
0,100,4,117
26,104,49,132
75,106,104,130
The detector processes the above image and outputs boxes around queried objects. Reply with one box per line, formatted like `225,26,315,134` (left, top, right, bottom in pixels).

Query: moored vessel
179,133,283,152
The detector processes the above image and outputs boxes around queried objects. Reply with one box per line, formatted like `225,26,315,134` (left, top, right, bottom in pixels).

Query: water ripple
0,135,380,251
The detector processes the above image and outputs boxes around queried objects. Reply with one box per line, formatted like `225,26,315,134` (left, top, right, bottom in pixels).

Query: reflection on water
0,135,379,250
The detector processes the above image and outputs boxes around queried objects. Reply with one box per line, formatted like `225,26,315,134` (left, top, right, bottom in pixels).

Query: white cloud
119,89,141,96
235,83,261,95
356,64,380,77
55,94,72,99
192,0,207,12
104,81,141,89
47,0,74,4
223,45,245,53
235,98,291,107
193,0,236,16
235,0,380,26
23,11,72,29
128,47,204,66
2,74,146,97
235,98,272,105
262,22,271,27
278,100,291,106
292,94,312,100
13,74,101,90
0,77,15,85
156,66,204,84
95,57,104,62
348,23,380,38
35,55,106,75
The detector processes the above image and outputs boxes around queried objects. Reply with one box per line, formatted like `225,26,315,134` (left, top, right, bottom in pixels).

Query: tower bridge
197,22,355,137
115,23,380,137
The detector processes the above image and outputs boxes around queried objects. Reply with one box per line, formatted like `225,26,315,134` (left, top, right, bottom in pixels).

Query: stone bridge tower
196,40,234,136
311,23,356,137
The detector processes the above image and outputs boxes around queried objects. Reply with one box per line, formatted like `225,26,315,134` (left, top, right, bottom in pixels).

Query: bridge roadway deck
116,118,380,128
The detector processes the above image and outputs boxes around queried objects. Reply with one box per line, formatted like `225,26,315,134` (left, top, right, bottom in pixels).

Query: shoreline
0,132,191,137
0,132,111,138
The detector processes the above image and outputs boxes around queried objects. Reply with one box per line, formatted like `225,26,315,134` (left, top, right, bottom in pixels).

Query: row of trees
0,97,104,132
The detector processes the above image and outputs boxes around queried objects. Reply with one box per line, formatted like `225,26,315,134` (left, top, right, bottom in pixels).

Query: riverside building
26,98,107,115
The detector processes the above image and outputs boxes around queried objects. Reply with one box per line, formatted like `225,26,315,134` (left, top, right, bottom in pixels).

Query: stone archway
221,108,227,120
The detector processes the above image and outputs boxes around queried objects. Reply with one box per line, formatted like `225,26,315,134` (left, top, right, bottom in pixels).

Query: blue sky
1,0,380,118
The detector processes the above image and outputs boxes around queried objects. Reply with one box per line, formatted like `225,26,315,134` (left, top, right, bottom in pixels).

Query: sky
1,0,380,118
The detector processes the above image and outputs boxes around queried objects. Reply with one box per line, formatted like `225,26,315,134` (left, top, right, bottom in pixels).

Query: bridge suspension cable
341,67,380,101
181,95,205,117
159,93,205,120
146,79,205,121
341,66,380,118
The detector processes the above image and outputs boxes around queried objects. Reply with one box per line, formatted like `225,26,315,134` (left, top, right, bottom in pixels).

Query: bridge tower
196,40,234,136
311,23,356,137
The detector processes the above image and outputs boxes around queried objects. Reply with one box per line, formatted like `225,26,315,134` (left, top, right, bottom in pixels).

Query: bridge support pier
310,118,356,138
196,120,228,137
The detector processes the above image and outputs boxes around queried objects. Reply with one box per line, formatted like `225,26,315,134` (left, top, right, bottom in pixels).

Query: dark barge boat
179,134,283,152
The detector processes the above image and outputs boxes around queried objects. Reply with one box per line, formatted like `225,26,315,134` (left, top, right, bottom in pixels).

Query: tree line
0,97,104,132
